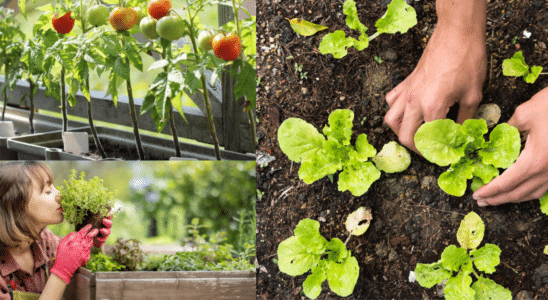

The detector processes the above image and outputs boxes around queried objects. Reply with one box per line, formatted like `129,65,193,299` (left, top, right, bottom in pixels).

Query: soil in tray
256,0,548,299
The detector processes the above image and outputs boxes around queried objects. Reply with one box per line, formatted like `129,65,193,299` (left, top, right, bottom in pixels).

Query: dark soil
75,207,110,237
256,0,548,299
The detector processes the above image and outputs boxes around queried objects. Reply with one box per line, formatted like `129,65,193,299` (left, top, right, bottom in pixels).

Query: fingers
386,76,410,107
384,94,407,136
456,91,481,124
398,101,423,154
103,218,113,228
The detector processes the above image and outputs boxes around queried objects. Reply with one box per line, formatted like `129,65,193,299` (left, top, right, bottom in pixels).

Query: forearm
436,0,486,37
38,274,67,300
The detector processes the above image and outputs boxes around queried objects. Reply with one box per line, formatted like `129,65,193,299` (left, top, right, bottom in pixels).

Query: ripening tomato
52,11,75,34
212,33,242,61
86,4,110,26
197,30,215,51
156,16,184,41
140,16,159,40
148,0,171,20
109,7,138,31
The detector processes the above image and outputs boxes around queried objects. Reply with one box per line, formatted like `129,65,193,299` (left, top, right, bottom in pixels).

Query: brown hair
0,162,54,248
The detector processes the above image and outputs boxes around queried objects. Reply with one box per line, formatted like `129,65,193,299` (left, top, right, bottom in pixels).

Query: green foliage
277,218,362,299
318,0,416,59
277,109,410,196
59,170,116,227
414,119,521,196
415,212,511,300
286,18,328,36
502,51,543,84
109,238,146,271
85,252,124,272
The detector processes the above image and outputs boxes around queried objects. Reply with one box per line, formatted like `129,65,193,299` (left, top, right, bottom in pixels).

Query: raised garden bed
63,267,256,300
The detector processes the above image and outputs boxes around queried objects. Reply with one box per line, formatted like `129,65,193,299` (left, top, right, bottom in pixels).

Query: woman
0,162,112,300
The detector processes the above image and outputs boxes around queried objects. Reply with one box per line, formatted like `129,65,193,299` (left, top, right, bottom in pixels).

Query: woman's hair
0,162,54,248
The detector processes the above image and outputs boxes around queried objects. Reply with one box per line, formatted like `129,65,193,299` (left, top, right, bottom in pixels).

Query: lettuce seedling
414,119,520,196
502,51,543,84
277,207,372,299
415,212,511,300
278,109,410,196
318,0,417,59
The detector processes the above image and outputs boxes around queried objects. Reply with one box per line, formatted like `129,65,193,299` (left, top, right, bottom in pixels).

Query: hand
93,215,113,248
384,21,487,153
50,224,98,284
473,87,548,206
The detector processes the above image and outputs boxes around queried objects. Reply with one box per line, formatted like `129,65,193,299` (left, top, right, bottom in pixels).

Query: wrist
50,265,73,284
435,0,486,37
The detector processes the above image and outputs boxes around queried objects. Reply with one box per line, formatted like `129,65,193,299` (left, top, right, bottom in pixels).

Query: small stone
379,49,398,62
302,88,308,95
515,290,534,300
388,248,399,262
474,103,501,128
340,96,345,101
539,41,547,49
516,221,529,232
533,264,548,286
436,279,448,297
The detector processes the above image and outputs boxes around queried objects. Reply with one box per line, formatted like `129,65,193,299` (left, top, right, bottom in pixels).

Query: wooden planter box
64,267,256,300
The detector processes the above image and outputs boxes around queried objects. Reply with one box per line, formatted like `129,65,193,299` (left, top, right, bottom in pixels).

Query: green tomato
86,4,110,26
197,30,215,51
140,16,159,40
156,16,184,42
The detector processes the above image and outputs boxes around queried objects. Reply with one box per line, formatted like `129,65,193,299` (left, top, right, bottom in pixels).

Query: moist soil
256,0,548,299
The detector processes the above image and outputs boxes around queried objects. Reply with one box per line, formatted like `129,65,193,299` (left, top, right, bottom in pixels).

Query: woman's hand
473,87,548,206
93,215,113,248
50,224,98,284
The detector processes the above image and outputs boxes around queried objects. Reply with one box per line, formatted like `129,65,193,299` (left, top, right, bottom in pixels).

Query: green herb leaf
278,118,325,162
323,109,354,145
299,141,344,184
471,159,500,186
375,0,417,34
318,30,354,59
438,158,475,197
372,141,411,173
457,212,485,250
415,261,452,288
343,0,369,51
470,244,501,274
502,51,529,77
294,219,328,255
303,263,328,299
444,272,475,300
525,65,543,84
441,245,469,273
327,238,349,263
326,256,359,297
415,119,468,166
277,236,321,276
286,18,328,36
471,276,512,300
478,123,520,168
338,162,381,196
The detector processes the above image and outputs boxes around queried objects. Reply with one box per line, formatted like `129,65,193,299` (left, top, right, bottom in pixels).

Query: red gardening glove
93,215,113,248
50,224,98,284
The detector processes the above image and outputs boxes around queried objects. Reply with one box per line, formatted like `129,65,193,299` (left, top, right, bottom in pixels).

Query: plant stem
81,0,107,159
2,60,7,121
368,32,381,41
28,77,35,134
162,41,181,157
185,7,221,160
122,35,145,160
344,233,352,246
61,66,67,132
247,109,256,149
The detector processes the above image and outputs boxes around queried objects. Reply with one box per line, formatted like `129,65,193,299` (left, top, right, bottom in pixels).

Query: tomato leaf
286,18,328,36
234,61,256,110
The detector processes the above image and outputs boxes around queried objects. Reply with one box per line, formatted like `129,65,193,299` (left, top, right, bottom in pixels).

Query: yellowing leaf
287,18,328,36
457,212,485,250
345,207,372,236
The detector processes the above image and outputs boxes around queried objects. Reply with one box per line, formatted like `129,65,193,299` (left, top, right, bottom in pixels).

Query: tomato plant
156,16,184,41
197,30,215,51
212,32,242,61
109,6,138,31
86,4,110,27
148,0,171,20
140,16,159,40
52,11,76,34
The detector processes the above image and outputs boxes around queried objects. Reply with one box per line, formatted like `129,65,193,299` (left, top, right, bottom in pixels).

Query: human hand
384,21,487,153
50,224,98,284
473,87,548,206
93,215,113,248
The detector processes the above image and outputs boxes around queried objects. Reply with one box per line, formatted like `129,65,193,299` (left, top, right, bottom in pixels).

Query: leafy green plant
415,212,511,300
59,170,116,230
318,0,416,59
414,119,521,196
277,207,372,299
277,109,410,196
109,238,146,271
502,51,544,84
295,63,308,79
86,252,124,272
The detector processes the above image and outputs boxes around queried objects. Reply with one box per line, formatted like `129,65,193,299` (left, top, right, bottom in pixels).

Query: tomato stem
60,66,67,132
161,41,182,157
1,59,9,122
28,77,35,134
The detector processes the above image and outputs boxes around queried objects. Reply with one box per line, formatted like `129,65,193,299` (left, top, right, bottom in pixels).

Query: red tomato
212,33,242,61
52,11,75,34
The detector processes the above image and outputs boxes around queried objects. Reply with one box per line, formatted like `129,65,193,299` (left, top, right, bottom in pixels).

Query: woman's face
26,177,64,229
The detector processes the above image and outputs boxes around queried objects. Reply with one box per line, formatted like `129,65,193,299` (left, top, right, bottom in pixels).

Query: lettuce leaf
415,260,452,288
470,244,501,274
471,276,512,300
415,119,468,166
478,123,520,168
326,256,359,297
457,212,485,250
278,118,325,162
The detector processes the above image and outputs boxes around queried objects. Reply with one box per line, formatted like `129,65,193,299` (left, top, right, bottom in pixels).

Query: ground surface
256,0,548,299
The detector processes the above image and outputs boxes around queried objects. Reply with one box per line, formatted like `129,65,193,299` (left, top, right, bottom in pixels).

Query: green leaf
277,236,321,276
114,56,130,81
375,0,417,34
502,51,529,77
470,244,501,274
140,93,156,115
148,59,169,71
438,158,475,197
286,18,328,36
471,276,512,300
444,272,475,300
326,256,359,297
322,109,354,145
415,119,468,166
299,140,344,184
343,0,369,51
353,133,377,161
278,118,325,162
234,61,256,109
303,263,327,299
415,261,452,288
471,176,485,192
327,238,349,263
457,212,485,250
338,162,381,196
318,31,354,59
125,42,143,72
294,219,328,255
441,245,469,273
478,123,520,168
544,245,548,255
525,65,543,84
372,141,411,173
540,191,548,215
